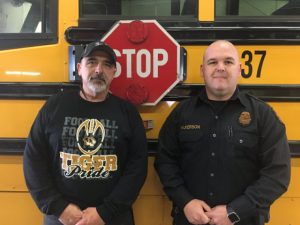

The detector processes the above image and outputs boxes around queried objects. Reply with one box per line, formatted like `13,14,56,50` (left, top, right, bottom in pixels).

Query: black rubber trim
165,84,300,102
0,82,79,100
1,138,299,157
65,25,300,45
0,139,27,155
1,83,300,102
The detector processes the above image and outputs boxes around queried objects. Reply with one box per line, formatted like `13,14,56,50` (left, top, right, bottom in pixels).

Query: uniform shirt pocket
230,131,259,160
178,129,209,172
179,129,204,143
178,129,206,156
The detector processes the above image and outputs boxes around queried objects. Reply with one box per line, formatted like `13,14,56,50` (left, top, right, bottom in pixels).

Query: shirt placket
207,111,220,202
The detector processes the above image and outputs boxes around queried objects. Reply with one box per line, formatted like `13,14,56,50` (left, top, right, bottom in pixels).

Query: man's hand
205,205,232,225
59,203,83,225
75,207,105,225
183,199,211,225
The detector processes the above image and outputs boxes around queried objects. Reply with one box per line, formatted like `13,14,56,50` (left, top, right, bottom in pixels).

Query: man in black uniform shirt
154,40,291,225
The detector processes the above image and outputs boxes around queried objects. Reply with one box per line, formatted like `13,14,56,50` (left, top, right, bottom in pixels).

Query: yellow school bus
0,0,300,224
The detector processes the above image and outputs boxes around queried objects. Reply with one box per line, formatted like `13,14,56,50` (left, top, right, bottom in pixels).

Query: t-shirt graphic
60,116,118,179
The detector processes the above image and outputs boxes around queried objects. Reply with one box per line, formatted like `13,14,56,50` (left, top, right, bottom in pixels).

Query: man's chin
87,84,106,94
213,85,226,92
211,87,228,95
94,87,107,94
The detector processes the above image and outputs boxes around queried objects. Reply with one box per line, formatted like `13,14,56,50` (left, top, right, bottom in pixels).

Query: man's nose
216,62,225,71
95,63,103,73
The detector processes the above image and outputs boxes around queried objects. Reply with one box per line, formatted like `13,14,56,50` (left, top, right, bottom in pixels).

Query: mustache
89,74,106,83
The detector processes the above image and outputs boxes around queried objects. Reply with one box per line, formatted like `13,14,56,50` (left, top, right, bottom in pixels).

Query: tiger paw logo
76,119,105,155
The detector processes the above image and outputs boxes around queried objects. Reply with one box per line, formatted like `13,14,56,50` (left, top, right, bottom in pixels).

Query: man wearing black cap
78,41,118,102
23,41,148,225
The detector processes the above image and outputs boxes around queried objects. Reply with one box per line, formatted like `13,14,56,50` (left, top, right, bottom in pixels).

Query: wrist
226,205,240,224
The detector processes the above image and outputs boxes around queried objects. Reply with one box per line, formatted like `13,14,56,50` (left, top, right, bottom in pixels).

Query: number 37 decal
241,50,266,78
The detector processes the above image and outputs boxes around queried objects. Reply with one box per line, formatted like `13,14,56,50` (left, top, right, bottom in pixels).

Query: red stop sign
101,20,181,105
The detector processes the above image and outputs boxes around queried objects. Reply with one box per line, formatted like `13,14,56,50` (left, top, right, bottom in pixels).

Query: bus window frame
78,0,199,29
65,0,300,46
0,0,58,50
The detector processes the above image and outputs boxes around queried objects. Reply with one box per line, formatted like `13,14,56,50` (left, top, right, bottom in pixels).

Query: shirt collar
197,86,247,107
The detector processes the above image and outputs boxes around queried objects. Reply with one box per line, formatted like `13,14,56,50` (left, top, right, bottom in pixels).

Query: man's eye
208,61,217,65
87,60,96,65
104,63,114,69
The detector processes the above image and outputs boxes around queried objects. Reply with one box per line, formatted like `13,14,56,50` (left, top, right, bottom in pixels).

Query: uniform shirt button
211,152,215,156
215,115,218,119
210,173,214,177
239,139,244,144
212,133,217,138
209,192,214,196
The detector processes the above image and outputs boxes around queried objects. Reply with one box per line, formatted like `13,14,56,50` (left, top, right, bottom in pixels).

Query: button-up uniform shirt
155,88,290,225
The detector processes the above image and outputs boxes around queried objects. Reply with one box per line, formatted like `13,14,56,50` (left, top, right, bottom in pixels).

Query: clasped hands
183,199,233,225
59,203,105,225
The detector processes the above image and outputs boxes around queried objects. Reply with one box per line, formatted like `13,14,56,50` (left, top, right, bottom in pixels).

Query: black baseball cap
81,41,117,66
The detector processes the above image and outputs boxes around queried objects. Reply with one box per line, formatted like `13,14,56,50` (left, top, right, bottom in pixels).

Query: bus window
0,0,58,50
0,0,42,33
215,0,300,16
81,0,121,15
80,0,198,17
272,0,300,15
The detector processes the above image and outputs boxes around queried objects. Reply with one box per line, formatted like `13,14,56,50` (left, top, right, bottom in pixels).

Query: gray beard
87,80,107,94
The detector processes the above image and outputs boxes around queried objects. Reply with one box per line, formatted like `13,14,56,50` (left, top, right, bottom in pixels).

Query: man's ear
238,63,242,77
77,63,82,77
200,64,204,77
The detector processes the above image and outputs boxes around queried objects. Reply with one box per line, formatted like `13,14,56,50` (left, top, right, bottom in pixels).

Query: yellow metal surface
0,155,27,191
138,101,178,139
199,0,214,21
0,192,43,225
134,158,173,225
139,157,164,196
0,0,78,82
0,100,45,138
183,45,300,84
0,44,68,82
283,158,300,198
266,197,300,225
269,103,300,141
133,196,165,225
